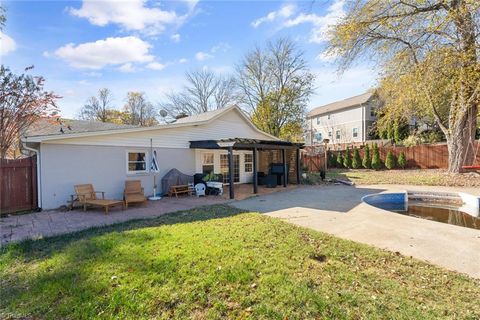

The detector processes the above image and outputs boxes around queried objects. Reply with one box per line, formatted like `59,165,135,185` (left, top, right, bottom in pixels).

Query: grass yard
327,168,480,187
1,204,479,319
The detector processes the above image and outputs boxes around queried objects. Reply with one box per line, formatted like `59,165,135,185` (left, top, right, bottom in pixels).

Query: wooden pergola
189,138,304,199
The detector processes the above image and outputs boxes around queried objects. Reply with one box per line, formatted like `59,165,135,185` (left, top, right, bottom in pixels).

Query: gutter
23,140,42,210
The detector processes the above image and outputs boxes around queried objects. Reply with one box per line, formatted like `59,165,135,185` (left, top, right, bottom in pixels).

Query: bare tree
159,69,238,119
236,38,315,139
124,92,158,126
78,88,114,122
0,65,59,158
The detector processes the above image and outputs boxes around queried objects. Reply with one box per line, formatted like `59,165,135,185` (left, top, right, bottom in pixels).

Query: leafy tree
343,147,352,169
237,38,315,139
328,0,480,173
159,69,237,120
123,92,157,126
371,143,382,170
398,152,407,169
336,152,344,168
352,147,361,169
362,144,371,169
0,66,59,158
385,151,396,170
78,88,114,122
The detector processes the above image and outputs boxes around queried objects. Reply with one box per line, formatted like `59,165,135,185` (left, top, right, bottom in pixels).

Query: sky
1,0,378,118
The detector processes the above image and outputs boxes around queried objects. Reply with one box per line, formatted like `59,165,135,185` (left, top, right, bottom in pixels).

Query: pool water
397,202,480,230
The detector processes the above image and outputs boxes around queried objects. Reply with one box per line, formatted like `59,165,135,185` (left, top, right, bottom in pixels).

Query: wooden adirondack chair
124,180,147,208
74,184,124,214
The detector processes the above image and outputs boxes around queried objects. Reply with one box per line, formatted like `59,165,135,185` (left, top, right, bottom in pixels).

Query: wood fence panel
0,156,37,215
303,142,480,171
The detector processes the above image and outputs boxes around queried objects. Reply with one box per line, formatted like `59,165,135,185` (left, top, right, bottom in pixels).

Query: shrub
362,144,371,169
371,143,382,170
343,147,352,168
402,135,422,147
336,152,344,168
328,152,337,168
385,151,396,169
352,147,361,169
398,151,407,169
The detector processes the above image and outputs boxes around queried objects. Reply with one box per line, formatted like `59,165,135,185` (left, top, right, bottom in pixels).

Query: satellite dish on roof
159,109,168,118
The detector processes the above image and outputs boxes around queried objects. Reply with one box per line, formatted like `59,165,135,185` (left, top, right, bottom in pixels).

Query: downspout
361,104,365,144
23,139,42,210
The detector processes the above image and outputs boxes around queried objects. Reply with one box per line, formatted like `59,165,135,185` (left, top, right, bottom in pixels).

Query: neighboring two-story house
306,91,379,148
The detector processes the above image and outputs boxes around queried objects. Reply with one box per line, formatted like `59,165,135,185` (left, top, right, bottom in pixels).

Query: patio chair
74,184,124,214
124,180,147,208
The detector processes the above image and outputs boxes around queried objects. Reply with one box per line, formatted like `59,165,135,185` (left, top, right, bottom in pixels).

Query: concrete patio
233,184,480,279
1,196,227,245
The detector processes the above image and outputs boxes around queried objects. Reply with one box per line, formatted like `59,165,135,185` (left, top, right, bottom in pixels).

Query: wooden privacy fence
0,156,37,215
302,142,480,171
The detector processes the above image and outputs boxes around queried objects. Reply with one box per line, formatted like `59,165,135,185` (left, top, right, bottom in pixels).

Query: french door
220,154,239,184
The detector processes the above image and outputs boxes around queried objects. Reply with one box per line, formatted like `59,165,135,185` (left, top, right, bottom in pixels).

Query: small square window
328,131,332,137
370,107,376,117
127,152,147,173
336,130,341,140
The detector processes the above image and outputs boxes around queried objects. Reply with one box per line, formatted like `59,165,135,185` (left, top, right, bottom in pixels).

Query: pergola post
228,146,235,199
282,148,287,187
296,148,301,184
253,147,258,194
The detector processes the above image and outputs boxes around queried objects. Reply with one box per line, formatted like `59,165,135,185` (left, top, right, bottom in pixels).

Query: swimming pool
362,191,480,230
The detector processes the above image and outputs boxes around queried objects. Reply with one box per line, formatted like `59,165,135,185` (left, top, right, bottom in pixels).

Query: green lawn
1,205,479,319
326,168,480,187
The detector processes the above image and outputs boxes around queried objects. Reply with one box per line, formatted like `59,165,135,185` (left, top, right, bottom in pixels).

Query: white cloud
54,36,154,69
178,58,188,64
316,49,340,63
195,51,213,61
147,62,166,70
69,0,197,35
0,32,16,56
251,4,295,28
171,33,181,43
283,0,345,43
211,42,230,53
118,63,136,73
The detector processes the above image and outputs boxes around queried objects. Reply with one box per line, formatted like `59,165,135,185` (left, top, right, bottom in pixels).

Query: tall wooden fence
0,156,37,215
302,142,480,172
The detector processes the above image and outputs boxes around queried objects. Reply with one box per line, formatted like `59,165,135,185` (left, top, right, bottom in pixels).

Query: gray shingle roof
173,106,234,124
307,91,373,118
25,118,138,137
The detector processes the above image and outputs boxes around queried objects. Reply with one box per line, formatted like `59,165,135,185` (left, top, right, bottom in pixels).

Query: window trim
201,152,215,174
352,127,359,138
126,150,149,174
244,153,253,173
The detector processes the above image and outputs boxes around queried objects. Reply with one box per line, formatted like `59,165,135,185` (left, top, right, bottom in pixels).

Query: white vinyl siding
42,109,274,149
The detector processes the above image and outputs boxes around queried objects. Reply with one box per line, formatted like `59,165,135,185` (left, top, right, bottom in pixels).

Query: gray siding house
23,106,297,210
306,91,379,147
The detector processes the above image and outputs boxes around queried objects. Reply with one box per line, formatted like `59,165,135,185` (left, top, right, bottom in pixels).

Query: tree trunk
446,104,477,173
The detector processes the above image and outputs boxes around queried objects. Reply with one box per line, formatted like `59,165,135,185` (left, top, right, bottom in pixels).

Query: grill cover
161,168,194,196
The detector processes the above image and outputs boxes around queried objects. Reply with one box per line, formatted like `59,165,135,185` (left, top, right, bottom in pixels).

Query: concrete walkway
233,185,480,279
1,196,226,246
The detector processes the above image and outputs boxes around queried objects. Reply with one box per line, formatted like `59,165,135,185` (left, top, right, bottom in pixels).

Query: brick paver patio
1,196,227,246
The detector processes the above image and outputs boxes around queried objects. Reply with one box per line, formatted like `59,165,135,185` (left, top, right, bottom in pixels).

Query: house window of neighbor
315,132,322,141
336,130,341,140
244,153,253,173
353,127,358,138
202,153,214,174
328,114,331,120
328,130,332,137
370,107,376,117
316,116,320,125
127,152,147,173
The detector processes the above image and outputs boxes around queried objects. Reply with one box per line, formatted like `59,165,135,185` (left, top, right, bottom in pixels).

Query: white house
23,106,302,210
306,91,379,147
